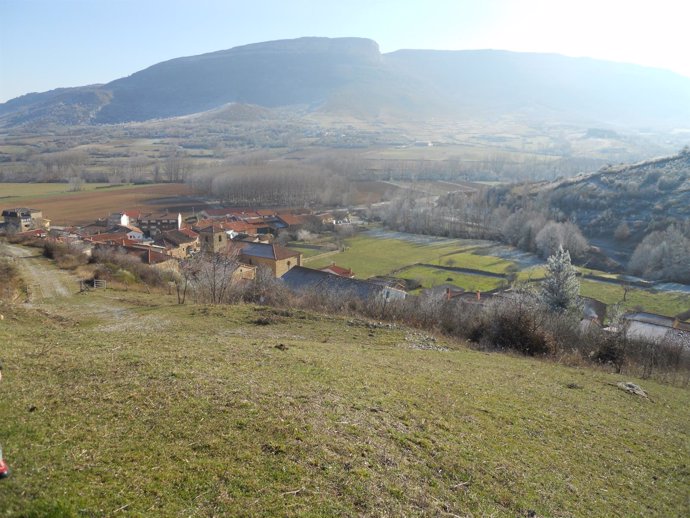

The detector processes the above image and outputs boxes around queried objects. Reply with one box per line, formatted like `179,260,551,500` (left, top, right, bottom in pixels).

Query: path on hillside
2,243,75,300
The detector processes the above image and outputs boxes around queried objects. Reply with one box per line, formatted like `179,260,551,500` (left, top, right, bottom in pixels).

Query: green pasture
1,290,688,516
307,234,469,278
440,250,515,274
307,232,689,317
580,280,690,318
399,265,507,293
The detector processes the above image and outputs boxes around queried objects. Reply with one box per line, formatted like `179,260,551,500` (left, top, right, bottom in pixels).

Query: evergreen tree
540,245,581,313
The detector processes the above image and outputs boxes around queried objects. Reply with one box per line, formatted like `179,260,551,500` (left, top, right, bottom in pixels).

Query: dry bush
7,234,43,248
0,258,26,302
91,248,170,287
590,331,626,373
42,241,88,270
623,337,690,382
474,297,555,355
241,266,291,306
574,324,690,383
295,286,359,315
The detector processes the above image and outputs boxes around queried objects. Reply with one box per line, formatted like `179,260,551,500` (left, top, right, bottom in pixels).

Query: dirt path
1,243,75,300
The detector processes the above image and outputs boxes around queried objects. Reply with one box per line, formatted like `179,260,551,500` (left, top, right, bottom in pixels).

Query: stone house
198,224,228,254
153,228,199,258
2,208,48,232
231,242,302,277
139,212,182,236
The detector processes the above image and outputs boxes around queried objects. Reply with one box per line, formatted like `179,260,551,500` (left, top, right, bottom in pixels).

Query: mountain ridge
3,37,690,129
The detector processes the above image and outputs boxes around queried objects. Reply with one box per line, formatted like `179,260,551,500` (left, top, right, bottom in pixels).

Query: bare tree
190,248,240,304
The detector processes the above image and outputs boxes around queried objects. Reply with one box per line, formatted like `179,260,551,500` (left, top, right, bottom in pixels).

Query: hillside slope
3,37,690,128
1,288,688,516
538,148,690,240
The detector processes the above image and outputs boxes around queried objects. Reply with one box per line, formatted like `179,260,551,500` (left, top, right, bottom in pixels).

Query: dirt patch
14,183,193,225
2,243,74,300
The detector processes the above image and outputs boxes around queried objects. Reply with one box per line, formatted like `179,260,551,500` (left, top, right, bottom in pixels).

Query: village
2,204,689,347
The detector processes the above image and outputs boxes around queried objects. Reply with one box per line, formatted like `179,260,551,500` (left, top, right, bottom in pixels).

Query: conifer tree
540,245,581,313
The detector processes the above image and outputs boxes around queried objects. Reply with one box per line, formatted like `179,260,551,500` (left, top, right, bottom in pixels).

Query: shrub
43,241,88,270
479,297,555,355
91,248,170,288
591,333,625,373
0,258,26,302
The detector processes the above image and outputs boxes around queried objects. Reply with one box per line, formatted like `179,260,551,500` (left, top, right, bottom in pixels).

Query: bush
592,333,625,373
43,241,88,270
478,297,555,355
91,248,170,288
0,258,26,302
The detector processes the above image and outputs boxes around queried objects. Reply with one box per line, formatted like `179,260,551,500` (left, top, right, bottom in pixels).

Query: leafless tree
189,248,240,304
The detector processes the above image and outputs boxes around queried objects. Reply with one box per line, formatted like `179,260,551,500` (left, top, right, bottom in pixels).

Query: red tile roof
319,263,354,278
225,221,256,233
126,246,172,265
277,214,307,226
177,227,199,239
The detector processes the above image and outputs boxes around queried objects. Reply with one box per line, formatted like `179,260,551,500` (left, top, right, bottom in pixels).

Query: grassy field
0,183,193,225
580,280,690,318
286,243,330,259
1,286,689,517
306,233,690,316
399,265,507,293
308,235,482,279
440,250,515,274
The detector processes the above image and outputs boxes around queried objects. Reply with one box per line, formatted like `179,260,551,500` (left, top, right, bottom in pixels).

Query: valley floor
0,257,689,516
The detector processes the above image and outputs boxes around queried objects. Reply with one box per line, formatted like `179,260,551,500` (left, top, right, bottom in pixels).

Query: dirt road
1,243,74,300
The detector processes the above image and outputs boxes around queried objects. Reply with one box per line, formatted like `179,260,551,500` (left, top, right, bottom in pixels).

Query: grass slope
1,291,688,517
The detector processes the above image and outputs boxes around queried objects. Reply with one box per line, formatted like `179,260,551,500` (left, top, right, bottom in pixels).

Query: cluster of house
2,205,688,346
1,206,324,273
0,204,398,295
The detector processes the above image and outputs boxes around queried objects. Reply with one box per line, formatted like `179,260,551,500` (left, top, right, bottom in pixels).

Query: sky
1,0,689,103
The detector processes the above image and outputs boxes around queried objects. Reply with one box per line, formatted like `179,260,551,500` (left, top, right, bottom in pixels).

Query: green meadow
1,289,688,517
306,233,690,316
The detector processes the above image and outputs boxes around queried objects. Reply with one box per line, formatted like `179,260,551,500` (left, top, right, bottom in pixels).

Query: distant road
1,243,73,300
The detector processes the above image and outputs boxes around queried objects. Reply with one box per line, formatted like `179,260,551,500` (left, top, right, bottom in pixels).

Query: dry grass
0,289,688,517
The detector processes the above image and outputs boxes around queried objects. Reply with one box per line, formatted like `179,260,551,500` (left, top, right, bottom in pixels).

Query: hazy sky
2,0,689,102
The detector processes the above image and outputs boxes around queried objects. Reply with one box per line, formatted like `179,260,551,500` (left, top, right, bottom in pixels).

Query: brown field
8,183,194,225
